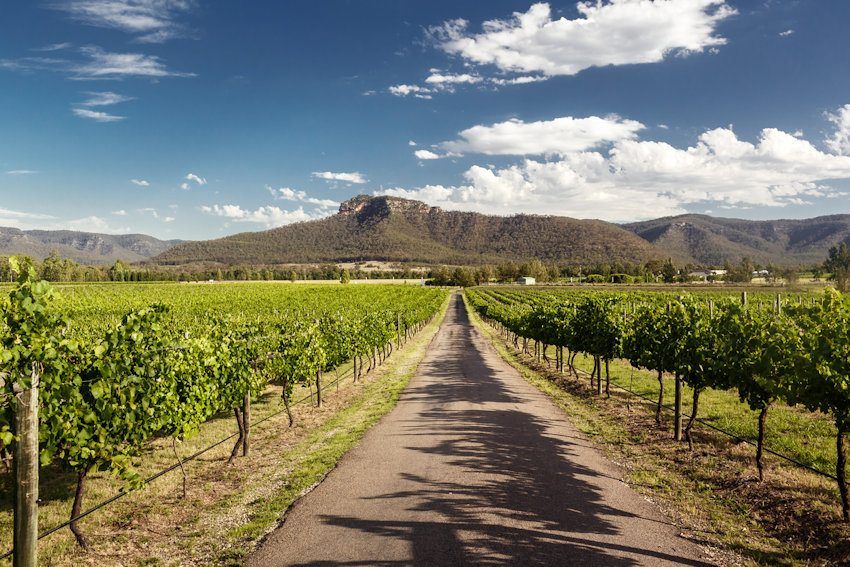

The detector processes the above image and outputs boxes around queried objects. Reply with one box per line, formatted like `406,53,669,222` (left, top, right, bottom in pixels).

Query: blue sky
3,0,850,240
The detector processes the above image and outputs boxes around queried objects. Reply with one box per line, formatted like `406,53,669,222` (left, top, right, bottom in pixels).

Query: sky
3,0,850,240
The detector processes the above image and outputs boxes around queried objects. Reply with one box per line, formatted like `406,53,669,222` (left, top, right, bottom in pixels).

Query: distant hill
0,227,183,265
624,214,850,266
152,195,660,266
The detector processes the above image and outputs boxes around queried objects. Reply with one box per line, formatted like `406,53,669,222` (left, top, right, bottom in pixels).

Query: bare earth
246,294,712,566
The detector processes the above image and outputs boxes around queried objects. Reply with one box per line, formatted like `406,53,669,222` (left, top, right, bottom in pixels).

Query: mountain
624,214,850,266
144,197,850,268
0,227,183,265
152,195,660,266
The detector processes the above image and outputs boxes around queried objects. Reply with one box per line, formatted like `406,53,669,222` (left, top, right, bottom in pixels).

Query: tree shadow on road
305,296,710,566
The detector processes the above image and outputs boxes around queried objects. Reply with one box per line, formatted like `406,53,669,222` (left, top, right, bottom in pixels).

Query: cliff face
339,195,437,219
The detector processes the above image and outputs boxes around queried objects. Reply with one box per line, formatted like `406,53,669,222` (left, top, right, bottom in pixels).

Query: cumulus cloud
438,115,645,157
424,72,482,85
72,107,125,122
201,204,323,228
388,1,734,98
378,112,850,222
51,0,195,43
181,172,206,190
312,171,367,184
431,1,735,77
779,29,794,37
130,178,150,186
825,104,850,156
414,149,442,160
388,84,433,99
112,209,128,215
267,186,338,208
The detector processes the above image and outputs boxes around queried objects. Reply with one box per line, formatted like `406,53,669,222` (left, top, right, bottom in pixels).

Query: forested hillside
152,195,660,266
625,214,850,265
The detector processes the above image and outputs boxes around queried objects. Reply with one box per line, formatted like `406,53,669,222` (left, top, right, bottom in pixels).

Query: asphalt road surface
246,294,712,566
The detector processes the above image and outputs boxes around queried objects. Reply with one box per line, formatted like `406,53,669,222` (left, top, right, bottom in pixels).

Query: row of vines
466,285,850,520
1,259,448,550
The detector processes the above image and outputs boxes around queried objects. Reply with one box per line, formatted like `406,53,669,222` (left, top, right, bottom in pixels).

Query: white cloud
1,46,192,79
78,91,134,106
52,0,194,43
424,72,482,85
201,204,324,228
438,115,644,157
185,172,206,185
389,84,434,98
414,149,442,160
72,46,194,79
430,1,736,78
267,186,338,208
779,29,794,37
180,182,189,190
378,114,850,222
825,104,850,156
112,209,128,216
311,171,367,184
408,140,417,146
138,207,160,218
0,208,55,228
490,75,547,86
0,208,130,233
33,42,73,52
5,170,37,175
64,215,129,234
72,107,125,122
130,178,150,186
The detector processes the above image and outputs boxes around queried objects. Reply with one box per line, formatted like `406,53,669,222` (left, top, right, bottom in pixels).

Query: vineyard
0,262,448,562
465,285,850,524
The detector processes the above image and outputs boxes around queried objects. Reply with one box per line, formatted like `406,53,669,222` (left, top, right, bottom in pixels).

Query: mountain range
152,195,850,268
6,195,850,267
0,227,182,265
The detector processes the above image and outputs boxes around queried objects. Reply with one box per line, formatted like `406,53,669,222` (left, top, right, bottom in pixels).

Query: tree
41,250,69,282
520,259,548,282
725,257,755,283
825,243,850,292
661,259,677,283
109,260,127,282
340,269,351,284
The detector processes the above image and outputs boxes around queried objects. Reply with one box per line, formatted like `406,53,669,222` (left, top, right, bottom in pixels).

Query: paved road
247,294,712,566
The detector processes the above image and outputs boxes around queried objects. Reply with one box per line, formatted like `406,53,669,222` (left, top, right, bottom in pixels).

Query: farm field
466,285,850,563
0,278,449,564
